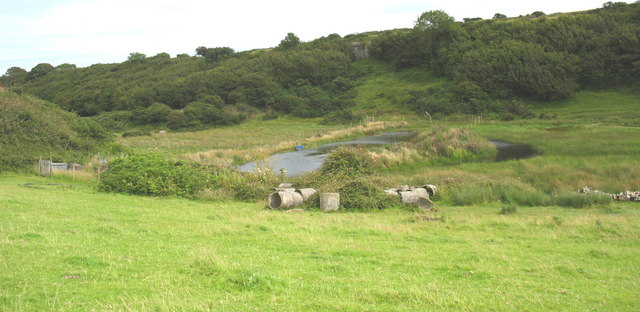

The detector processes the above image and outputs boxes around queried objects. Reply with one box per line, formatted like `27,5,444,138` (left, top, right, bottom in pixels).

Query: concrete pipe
399,191,421,204
296,188,317,201
417,197,434,210
384,188,399,197
268,191,304,209
421,184,437,197
273,187,296,192
411,188,430,199
320,193,340,211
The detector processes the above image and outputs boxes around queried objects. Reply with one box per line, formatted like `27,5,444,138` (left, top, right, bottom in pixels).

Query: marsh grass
384,91,640,205
119,117,405,165
1,173,639,311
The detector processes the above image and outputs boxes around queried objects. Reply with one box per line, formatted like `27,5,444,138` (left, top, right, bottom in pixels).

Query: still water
238,132,539,176
238,132,414,177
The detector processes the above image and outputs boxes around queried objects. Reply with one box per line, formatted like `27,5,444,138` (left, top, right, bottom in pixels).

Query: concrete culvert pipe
384,188,399,196
296,188,317,201
412,188,429,199
320,193,340,211
417,197,434,210
421,184,437,197
274,187,296,192
399,191,421,204
268,191,304,209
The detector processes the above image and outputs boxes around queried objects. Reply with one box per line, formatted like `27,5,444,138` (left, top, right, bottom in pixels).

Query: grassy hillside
1,173,639,311
0,89,111,171
351,60,446,116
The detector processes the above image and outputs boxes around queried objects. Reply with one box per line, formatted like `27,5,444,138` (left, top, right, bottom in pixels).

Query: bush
71,118,112,142
99,155,215,197
337,180,400,211
320,145,375,177
132,102,172,124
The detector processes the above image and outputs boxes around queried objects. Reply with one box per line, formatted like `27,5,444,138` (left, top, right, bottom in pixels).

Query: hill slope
0,89,111,171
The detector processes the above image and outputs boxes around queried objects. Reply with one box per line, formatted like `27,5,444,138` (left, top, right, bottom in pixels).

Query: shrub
166,111,190,130
99,154,215,197
132,102,172,124
71,118,112,142
320,145,375,177
337,180,400,211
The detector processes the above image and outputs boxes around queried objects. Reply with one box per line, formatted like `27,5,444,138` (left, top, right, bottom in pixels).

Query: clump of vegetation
99,153,286,202
499,204,518,215
448,181,613,208
337,180,401,211
319,145,376,177
553,192,612,208
372,126,496,167
298,145,401,211
99,154,216,197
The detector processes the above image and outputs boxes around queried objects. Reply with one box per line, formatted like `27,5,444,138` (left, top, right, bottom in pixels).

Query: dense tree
5,67,26,76
530,11,545,18
127,52,146,63
27,63,54,80
195,46,235,63
453,41,580,100
56,63,77,70
415,10,456,30
278,33,301,49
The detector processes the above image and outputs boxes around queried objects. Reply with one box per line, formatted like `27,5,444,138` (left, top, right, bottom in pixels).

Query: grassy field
1,173,639,311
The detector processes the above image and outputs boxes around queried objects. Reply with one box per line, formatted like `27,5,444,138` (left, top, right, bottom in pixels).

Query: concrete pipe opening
268,191,303,209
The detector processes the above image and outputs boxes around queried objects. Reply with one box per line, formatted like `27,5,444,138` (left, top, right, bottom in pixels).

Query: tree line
1,33,359,131
2,2,639,127
369,2,639,117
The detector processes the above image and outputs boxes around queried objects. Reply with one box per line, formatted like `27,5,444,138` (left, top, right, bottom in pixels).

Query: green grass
1,173,640,311
116,117,346,156
352,59,446,117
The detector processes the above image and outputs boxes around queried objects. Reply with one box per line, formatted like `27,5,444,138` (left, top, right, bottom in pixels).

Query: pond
238,132,540,176
237,132,414,177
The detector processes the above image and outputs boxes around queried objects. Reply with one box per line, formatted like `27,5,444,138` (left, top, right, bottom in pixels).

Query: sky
1,0,634,73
